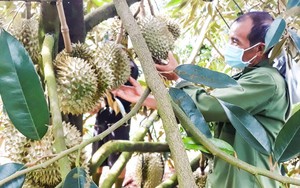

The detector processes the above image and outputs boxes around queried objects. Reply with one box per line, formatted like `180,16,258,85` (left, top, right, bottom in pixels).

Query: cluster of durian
135,153,165,188
54,42,131,115
138,16,181,61
11,17,40,65
0,117,87,188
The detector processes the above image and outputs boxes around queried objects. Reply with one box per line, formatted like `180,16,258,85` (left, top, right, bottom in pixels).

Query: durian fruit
0,118,28,164
138,16,175,60
157,16,181,40
55,55,99,115
107,17,128,46
94,42,131,89
1,121,87,188
12,18,40,65
135,153,164,188
25,122,85,187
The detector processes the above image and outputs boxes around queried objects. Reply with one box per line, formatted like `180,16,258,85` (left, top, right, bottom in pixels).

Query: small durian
107,17,128,46
12,18,40,65
135,153,164,188
138,16,175,60
95,42,131,89
55,55,99,115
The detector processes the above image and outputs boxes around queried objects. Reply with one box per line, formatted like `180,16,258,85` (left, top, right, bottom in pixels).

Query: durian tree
0,0,300,188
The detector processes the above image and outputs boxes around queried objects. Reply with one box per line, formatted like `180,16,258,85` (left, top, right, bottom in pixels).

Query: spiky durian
55,55,99,115
12,18,40,65
138,16,175,60
95,42,131,89
25,122,85,187
107,17,128,46
0,119,28,164
135,153,164,188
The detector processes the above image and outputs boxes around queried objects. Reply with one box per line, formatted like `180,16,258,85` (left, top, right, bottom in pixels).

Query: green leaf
0,163,26,188
63,167,98,188
289,29,300,53
174,64,239,88
166,0,182,7
182,137,235,155
217,99,271,155
287,0,300,9
264,18,286,53
169,88,212,138
269,37,287,62
0,29,49,140
274,109,300,162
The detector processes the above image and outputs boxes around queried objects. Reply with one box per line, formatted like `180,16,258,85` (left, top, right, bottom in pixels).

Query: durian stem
147,0,155,16
41,34,71,179
91,141,169,172
139,0,146,17
56,0,72,53
91,110,158,175
113,1,198,187
0,87,150,187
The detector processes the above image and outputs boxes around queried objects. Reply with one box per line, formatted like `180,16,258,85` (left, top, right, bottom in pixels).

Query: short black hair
234,11,274,46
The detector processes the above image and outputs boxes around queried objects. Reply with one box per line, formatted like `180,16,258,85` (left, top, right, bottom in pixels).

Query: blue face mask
224,43,259,69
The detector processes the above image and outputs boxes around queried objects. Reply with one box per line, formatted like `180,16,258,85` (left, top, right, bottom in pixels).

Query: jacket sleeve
175,71,277,122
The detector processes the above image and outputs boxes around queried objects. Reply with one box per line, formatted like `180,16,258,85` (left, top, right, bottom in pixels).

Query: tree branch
84,0,141,33
41,34,71,179
113,0,198,187
90,140,170,172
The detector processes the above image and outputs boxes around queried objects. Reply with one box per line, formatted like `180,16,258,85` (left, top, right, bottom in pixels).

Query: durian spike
56,0,72,53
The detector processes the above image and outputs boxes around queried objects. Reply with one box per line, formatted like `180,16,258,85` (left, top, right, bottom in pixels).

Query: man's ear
256,43,265,56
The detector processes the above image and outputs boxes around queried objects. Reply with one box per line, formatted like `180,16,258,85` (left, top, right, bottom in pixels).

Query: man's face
228,17,258,63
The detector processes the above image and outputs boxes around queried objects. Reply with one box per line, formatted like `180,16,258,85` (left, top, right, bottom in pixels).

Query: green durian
55,55,99,115
95,42,131,89
135,153,164,188
158,16,181,40
12,18,40,65
138,16,175,60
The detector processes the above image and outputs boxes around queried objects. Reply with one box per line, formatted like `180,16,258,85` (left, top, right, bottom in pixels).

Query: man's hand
155,52,180,81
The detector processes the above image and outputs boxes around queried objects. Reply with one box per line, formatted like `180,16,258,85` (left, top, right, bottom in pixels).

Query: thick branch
172,100,300,186
41,34,71,179
90,140,169,173
84,0,141,33
113,0,197,187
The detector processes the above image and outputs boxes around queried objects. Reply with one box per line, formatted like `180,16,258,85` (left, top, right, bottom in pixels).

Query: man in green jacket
113,11,290,187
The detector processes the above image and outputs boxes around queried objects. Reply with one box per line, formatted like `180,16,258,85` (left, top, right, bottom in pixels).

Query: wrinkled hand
111,77,143,104
155,52,180,81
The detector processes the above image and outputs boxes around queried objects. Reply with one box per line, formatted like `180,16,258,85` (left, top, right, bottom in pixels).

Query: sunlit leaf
174,64,239,88
63,167,98,188
169,88,212,138
289,29,300,53
274,109,300,162
286,0,300,9
0,29,49,140
0,163,26,188
264,18,286,53
217,99,271,155
182,137,235,155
